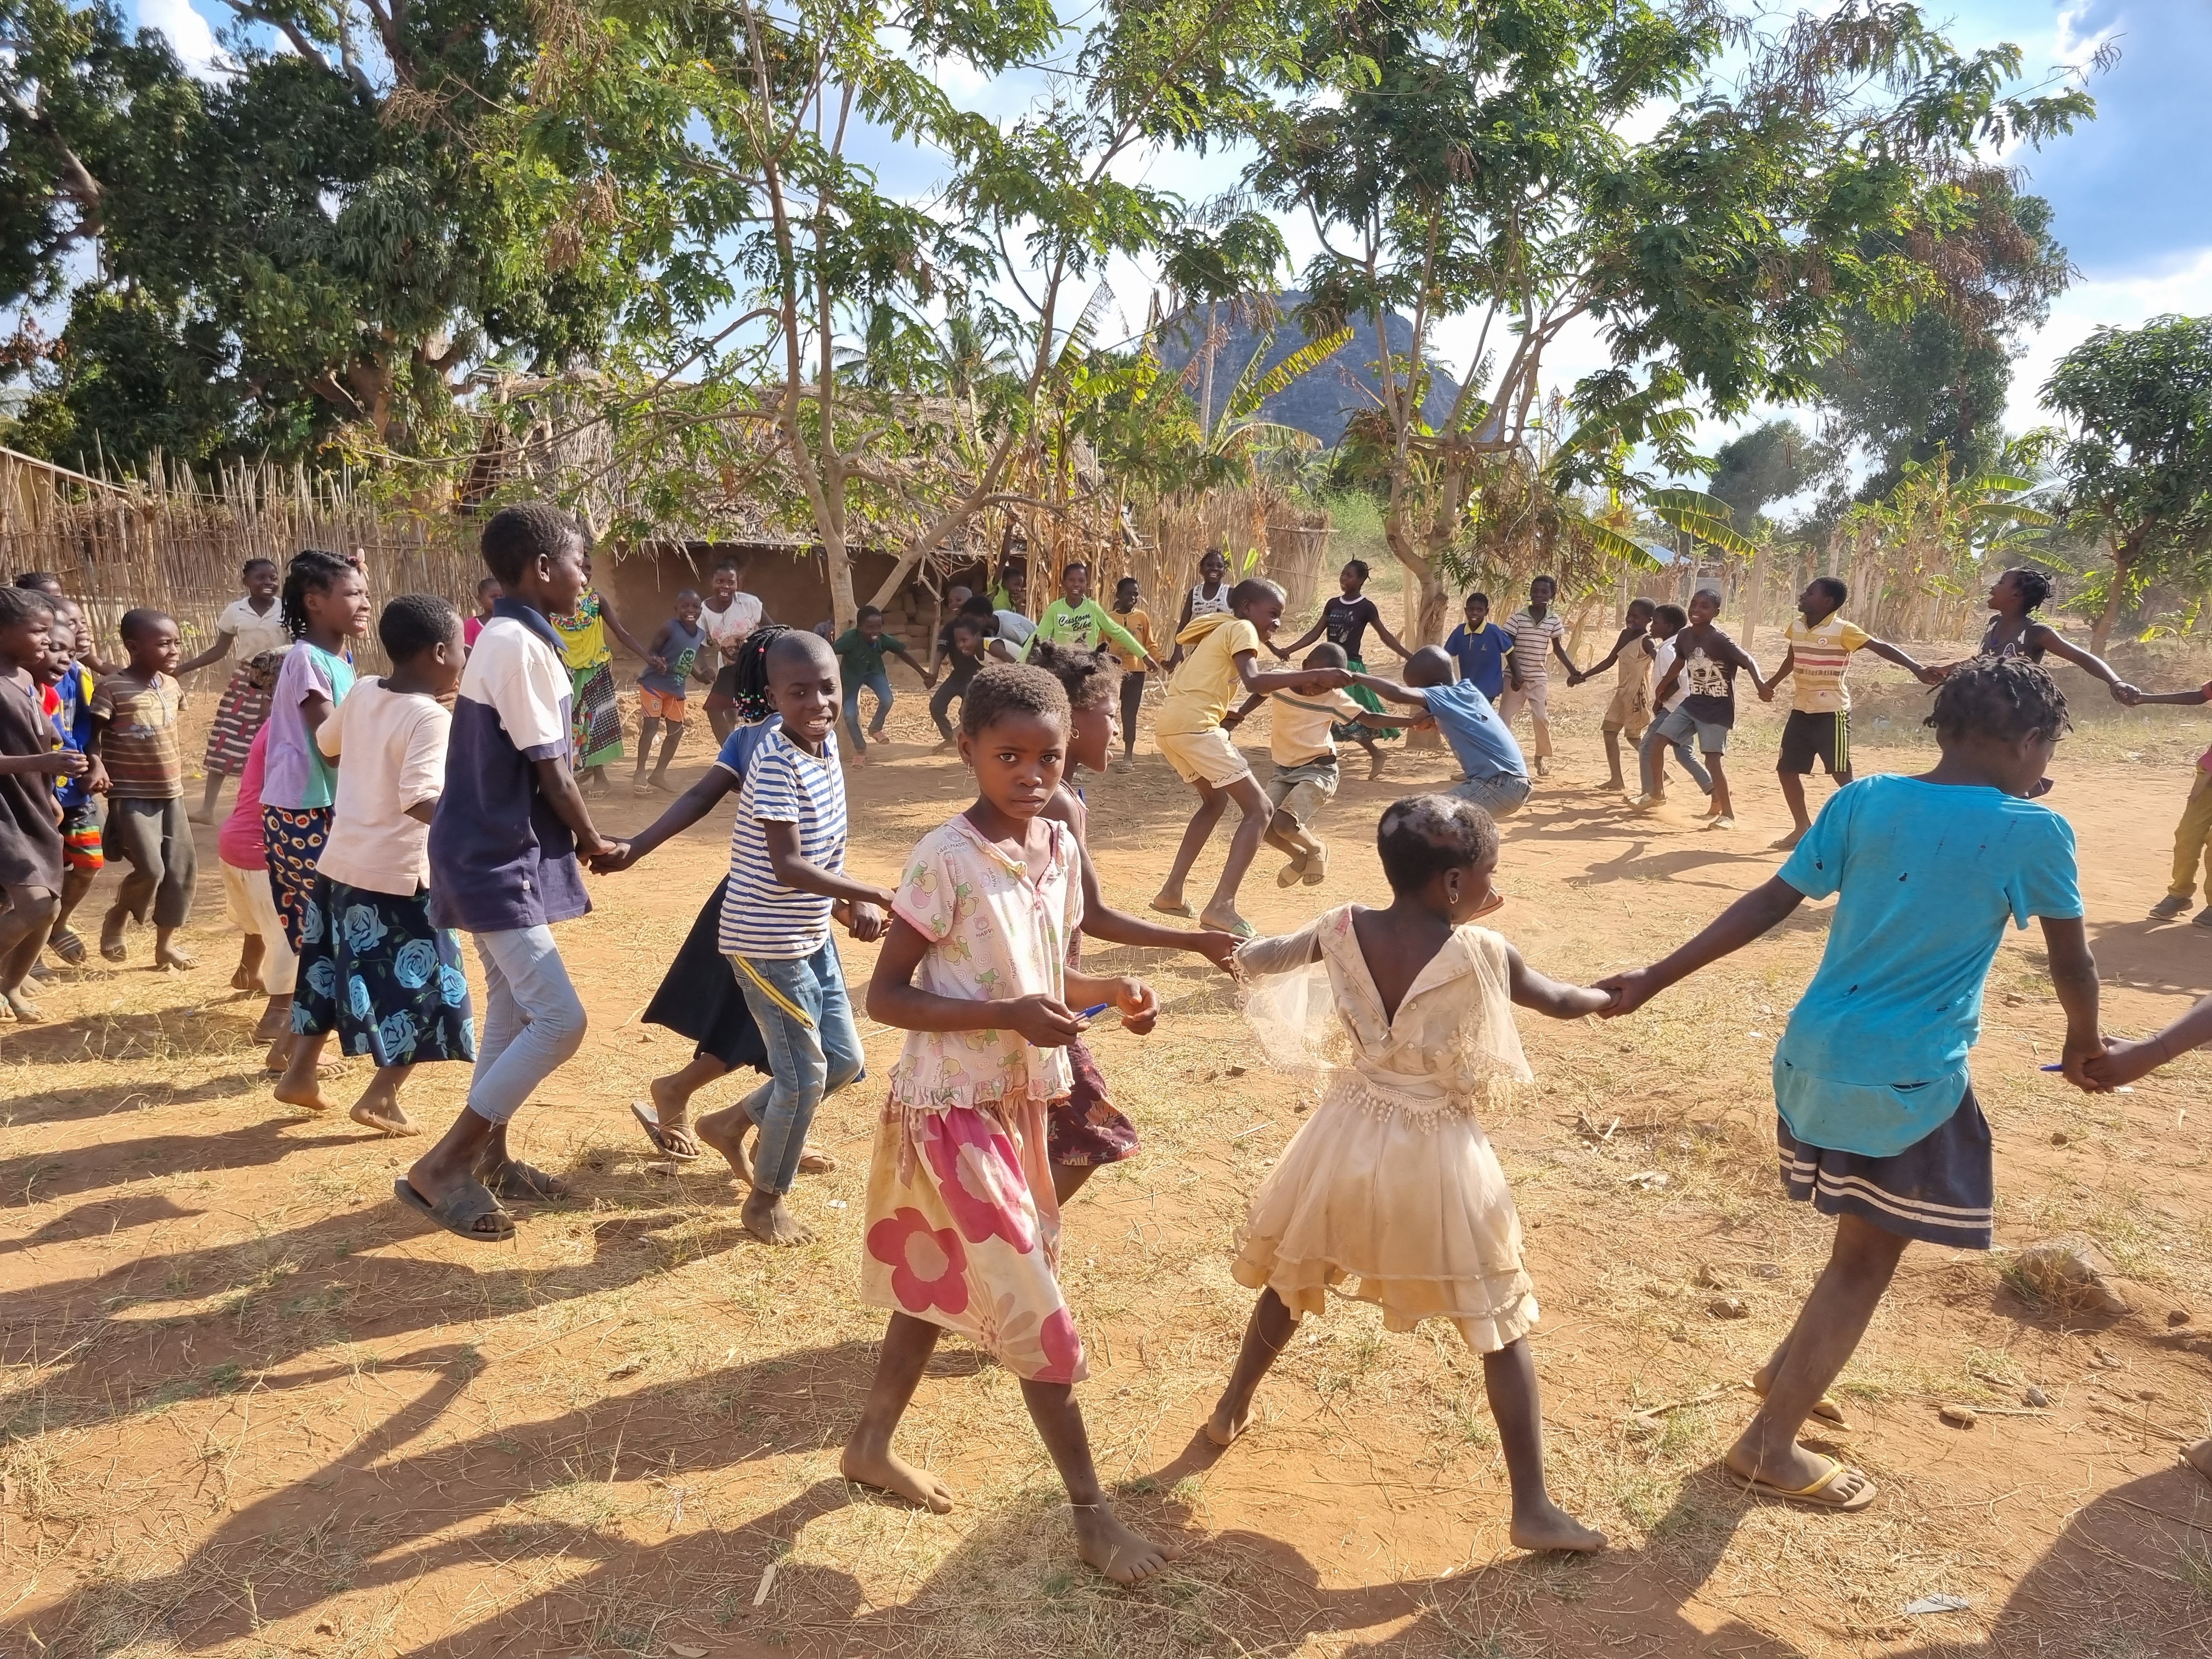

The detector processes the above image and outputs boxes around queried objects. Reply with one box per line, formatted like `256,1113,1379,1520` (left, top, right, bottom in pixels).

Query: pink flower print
1033,1306,1084,1383
867,1207,970,1317
974,1287,1086,1383
919,1107,1036,1252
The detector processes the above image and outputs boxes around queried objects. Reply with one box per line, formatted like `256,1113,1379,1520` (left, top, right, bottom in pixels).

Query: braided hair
2003,566,2053,612
1926,655,2070,744
281,549,354,641
1026,639,1118,711
727,622,796,723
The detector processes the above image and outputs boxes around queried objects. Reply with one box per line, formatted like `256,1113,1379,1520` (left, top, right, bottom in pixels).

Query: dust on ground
5,652,2212,1658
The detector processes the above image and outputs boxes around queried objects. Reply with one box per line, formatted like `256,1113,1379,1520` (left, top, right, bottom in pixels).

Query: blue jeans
1640,708,1714,797
1448,772,1533,820
467,926,588,1124
843,671,893,752
729,938,864,1194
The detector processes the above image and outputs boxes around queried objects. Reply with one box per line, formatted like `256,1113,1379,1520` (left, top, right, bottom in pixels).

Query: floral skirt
861,1093,1086,1383
1046,1035,1140,1167
262,805,330,952
204,666,272,776
292,879,476,1066
571,659,624,768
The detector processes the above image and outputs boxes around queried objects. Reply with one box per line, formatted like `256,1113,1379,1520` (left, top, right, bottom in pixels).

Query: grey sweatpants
102,796,197,928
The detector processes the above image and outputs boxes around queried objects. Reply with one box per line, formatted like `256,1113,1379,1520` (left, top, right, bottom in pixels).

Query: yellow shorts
1155,725,1252,788
1602,685,1649,733
640,686,688,725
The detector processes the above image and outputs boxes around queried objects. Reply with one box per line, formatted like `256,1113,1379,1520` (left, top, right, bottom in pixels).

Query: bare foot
646,1075,704,1158
1204,1398,1257,1448
155,944,196,970
1365,749,1386,782
1072,1504,1177,1584
274,1078,342,1114
841,1441,955,1512
2186,1437,2212,1482
696,1103,757,1184
230,960,263,993
350,1100,421,1137
1509,1500,1607,1554
741,1188,811,1246
1773,827,1807,851
100,905,129,962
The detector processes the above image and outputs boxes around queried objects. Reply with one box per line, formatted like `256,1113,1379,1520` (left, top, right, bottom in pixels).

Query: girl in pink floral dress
845,663,1176,1585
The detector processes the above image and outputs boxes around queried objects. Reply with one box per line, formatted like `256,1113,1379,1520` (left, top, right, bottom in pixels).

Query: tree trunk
2092,533,2138,655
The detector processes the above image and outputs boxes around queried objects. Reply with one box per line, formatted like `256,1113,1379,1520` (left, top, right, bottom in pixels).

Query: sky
123,0,2211,448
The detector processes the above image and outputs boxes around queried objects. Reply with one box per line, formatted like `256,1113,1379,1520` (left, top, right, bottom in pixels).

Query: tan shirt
1156,614,1261,736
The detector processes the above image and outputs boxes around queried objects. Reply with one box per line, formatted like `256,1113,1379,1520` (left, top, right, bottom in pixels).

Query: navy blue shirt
1445,621,1513,701
428,599,590,933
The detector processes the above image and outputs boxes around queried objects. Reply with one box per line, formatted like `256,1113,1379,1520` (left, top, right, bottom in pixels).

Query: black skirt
644,884,771,1074
1777,1086,1993,1249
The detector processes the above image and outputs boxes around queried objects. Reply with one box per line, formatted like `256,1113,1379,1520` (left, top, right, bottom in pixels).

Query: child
1499,575,1583,777
89,608,196,968
1599,657,2100,1513
1171,546,1233,663
401,504,623,1243
1274,559,1411,781
552,553,654,795
464,577,501,648
701,561,767,742
260,550,371,967
1149,577,1351,937
1108,575,1155,766
217,714,298,1070
1029,640,1239,1199
1628,603,1710,809
1950,567,2136,702
281,595,473,1138
1347,646,1532,820
593,625,888,1240
0,588,81,1020
927,611,989,751
633,587,712,794
1756,577,1941,849
833,605,931,763
2128,675,2212,924
1568,598,1656,793
1222,642,1406,887
1024,561,1160,672
1444,592,1513,702
179,557,291,824
847,662,1173,1585
40,597,106,968
1206,794,1607,1555
1643,589,1761,828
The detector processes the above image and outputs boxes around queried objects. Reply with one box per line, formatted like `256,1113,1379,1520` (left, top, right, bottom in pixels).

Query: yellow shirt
1785,614,1872,713
1268,686,1363,765
1156,613,1261,736
1112,607,1156,662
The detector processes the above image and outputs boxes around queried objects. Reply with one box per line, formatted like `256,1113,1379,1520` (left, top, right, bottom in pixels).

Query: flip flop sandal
477,1159,573,1203
394,1178,515,1243
630,1099,701,1161
797,1144,839,1174
46,926,84,966
1202,917,1256,940
1751,1375,1850,1430
1148,897,1195,919
1300,845,1330,886
1728,1455,1876,1511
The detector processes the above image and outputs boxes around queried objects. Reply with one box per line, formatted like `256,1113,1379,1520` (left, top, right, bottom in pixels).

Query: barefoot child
926,611,989,751
1598,657,2101,1513
1643,589,1760,828
1221,642,1408,887
594,625,884,1223
89,609,197,968
1273,560,1410,781
1568,598,1656,792
1954,566,2136,701
1628,603,1711,809
833,605,931,764
259,550,371,968
400,504,624,1243
218,718,298,1070
1029,640,1238,1200
0,588,81,1020
281,596,474,1138
178,557,291,823
1757,577,1939,849
2118,675,2212,926
1206,794,1607,1554
1150,578,1351,936
40,598,105,968
847,662,1175,1584
632,587,712,794
1169,547,1233,664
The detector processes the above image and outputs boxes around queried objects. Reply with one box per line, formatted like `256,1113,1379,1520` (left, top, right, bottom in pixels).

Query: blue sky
127,0,2209,441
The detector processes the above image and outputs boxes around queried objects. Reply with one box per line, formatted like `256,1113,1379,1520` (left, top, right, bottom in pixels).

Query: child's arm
1571,627,1635,687
597,592,657,664
2041,915,2104,1089
1268,618,1327,661
1719,634,1763,685
1596,876,1807,1016
1858,636,1942,684
643,620,674,674
591,768,741,871
2084,989,2212,1089
867,917,1110,1045
2027,623,2136,701
1218,691,1267,732
0,749,86,778
1550,630,1581,679
2122,685,2212,707
531,755,620,861
1649,655,1683,707
1061,822,1240,974
1088,602,1161,670
1505,943,1613,1018
1756,646,1795,701
1064,967,1161,1034
1235,650,1346,696
176,627,235,676
1368,612,1412,661
1347,673,1432,712
762,820,895,923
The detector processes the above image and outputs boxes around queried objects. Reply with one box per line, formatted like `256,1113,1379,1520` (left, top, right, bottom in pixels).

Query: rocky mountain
1150,290,1462,447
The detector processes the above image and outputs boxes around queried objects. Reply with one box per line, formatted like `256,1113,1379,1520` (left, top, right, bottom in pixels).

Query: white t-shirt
702,592,763,659
315,679,452,896
219,596,292,662
1268,686,1364,765
1651,638,1689,712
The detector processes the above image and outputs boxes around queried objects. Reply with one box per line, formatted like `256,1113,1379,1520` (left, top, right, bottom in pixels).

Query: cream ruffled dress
1232,904,1538,1353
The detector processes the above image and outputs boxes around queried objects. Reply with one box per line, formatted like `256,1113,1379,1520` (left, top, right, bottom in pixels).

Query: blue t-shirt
1423,679,1526,782
1445,621,1513,700
712,714,782,781
1774,775,2083,1156
50,663,95,810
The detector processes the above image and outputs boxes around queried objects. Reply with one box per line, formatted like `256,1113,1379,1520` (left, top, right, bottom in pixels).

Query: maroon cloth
1047,1035,1140,1167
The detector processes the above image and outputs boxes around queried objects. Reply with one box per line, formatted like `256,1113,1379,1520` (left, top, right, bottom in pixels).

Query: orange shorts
639,687,688,725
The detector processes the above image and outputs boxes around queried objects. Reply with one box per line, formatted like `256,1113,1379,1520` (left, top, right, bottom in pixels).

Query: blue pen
2043,1062,2131,1091
1077,1002,1110,1019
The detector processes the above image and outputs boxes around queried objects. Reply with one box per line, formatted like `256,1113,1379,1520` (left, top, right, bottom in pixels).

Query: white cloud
134,0,227,80
2010,245,2212,428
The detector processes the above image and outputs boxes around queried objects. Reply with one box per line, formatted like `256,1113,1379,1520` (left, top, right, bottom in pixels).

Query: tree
2044,314,2212,651
1709,419,1826,529
1240,0,2095,646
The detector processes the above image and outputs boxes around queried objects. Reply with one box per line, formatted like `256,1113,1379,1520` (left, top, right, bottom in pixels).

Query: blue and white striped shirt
720,725,846,959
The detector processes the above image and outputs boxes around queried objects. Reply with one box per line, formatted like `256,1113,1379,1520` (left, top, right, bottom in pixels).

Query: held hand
1593,968,1655,1018
2079,1034,2159,1091
845,900,889,942
1113,977,1160,1036
1312,667,1352,689
1190,928,1243,976
2111,681,2143,706
1914,665,1945,686
2059,1030,2111,1092
587,843,638,874
1220,713,1244,731
579,831,624,862
86,757,110,794
1005,993,1085,1048
1566,672,1582,688
647,655,667,674
1757,680,1775,703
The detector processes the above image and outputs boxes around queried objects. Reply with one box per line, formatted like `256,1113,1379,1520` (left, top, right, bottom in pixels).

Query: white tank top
1188,581,1232,619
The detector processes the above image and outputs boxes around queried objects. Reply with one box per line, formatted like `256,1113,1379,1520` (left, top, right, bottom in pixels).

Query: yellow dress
1231,904,1539,1352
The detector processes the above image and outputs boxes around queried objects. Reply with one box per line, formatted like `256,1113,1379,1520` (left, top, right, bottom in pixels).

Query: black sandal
477,1159,573,1202
630,1100,701,1161
394,1178,515,1242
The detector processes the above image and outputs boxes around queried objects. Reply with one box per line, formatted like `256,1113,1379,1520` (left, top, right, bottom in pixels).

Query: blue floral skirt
292,879,477,1066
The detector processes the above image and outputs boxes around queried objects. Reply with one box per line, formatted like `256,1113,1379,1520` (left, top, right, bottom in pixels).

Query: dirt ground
6,644,2212,1658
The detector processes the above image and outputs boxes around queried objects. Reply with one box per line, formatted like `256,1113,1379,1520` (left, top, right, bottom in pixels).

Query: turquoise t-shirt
1773,774,2081,1156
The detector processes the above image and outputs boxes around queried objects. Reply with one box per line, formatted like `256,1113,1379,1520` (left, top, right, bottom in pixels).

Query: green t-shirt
835,628,894,685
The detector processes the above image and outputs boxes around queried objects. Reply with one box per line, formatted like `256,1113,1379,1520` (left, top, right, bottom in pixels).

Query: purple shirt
261,641,353,810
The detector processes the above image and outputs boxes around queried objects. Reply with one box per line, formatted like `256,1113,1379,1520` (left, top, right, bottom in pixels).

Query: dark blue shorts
1777,1086,1993,1249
